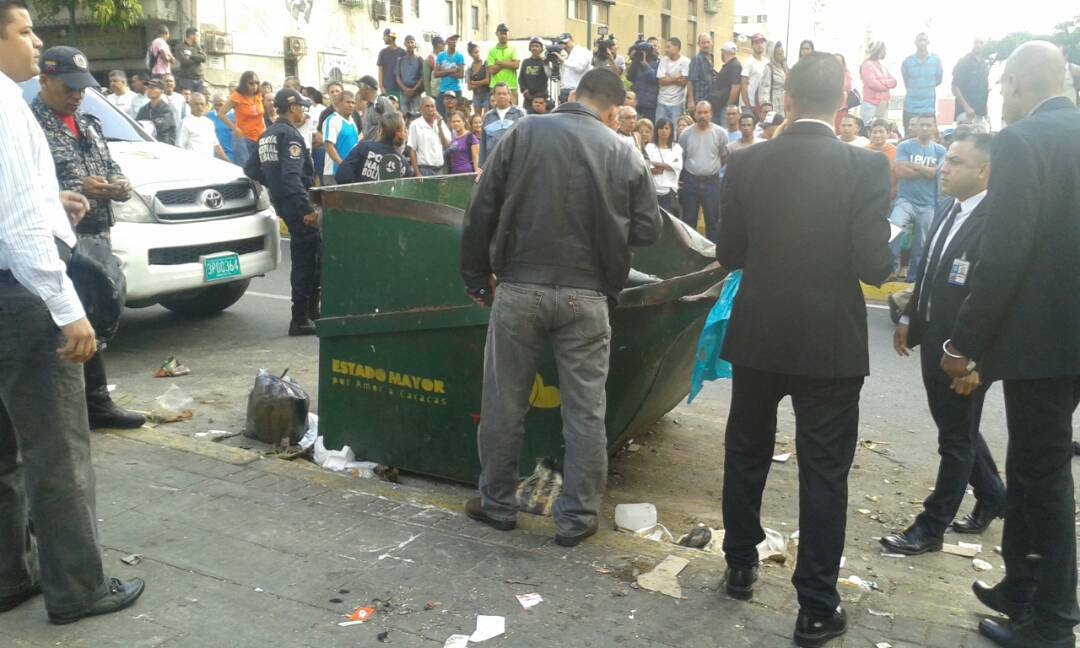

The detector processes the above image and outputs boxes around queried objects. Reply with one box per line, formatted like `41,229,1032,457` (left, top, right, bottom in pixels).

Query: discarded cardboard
637,555,689,599
516,593,543,609
469,615,505,642
443,636,469,648
942,543,979,558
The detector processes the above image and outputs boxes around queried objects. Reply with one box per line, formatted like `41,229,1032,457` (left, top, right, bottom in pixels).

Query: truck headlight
111,195,154,223
255,184,271,212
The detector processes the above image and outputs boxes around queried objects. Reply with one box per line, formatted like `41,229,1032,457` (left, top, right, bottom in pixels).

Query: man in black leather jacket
460,69,661,548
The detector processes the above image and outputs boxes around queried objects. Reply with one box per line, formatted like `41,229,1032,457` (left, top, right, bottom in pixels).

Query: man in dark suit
716,52,892,648
940,41,1080,648
881,133,1006,557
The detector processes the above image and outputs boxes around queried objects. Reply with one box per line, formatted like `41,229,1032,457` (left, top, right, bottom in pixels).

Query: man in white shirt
557,33,592,104
838,115,869,146
161,73,187,124
407,96,451,176
0,0,144,624
656,37,690,126
178,92,227,160
105,69,135,115
127,71,149,119
740,33,769,120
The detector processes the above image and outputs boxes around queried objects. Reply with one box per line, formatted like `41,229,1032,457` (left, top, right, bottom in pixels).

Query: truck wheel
160,279,251,316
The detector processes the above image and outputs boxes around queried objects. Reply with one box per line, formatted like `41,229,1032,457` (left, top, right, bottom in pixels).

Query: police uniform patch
288,142,302,159
73,54,88,70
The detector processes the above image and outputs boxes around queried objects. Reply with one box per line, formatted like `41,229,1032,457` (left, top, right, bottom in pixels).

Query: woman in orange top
217,70,265,167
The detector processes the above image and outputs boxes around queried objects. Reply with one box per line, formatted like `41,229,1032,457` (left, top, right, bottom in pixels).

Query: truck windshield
19,78,151,143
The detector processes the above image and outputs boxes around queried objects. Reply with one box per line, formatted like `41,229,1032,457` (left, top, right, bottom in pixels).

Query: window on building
688,0,697,18
662,0,671,9
661,13,671,39
447,0,454,24
688,21,697,54
757,13,767,21
638,14,645,36
388,0,403,22
471,5,479,31
411,0,420,18
595,2,609,24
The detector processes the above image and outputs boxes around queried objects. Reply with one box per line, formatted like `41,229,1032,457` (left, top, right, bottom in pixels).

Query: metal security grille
148,236,265,265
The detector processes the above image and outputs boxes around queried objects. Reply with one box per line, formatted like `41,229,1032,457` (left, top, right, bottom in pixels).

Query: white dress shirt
107,91,136,116
177,114,219,159
560,45,593,90
407,116,452,168
128,92,150,120
0,71,85,326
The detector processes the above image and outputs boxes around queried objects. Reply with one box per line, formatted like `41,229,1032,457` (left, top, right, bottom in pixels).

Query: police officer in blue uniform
244,89,320,336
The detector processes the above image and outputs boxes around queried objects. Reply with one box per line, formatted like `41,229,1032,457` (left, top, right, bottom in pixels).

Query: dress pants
278,211,321,318
998,376,1080,637
0,282,108,616
722,364,864,618
913,336,1005,536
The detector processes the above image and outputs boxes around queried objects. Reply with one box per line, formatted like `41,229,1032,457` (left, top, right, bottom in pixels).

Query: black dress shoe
794,607,848,647
979,617,1075,647
879,525,943,555
0,584,42,612
972,580,1033,623
464,497,515,531
288,317,317,336
48,577,145,625
953,500,1006,534
87,400,146,430
555,519,599,547
723,565,758,600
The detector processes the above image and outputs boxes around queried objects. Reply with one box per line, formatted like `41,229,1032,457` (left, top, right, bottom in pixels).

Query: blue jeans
232,136,255,169
656,103,683,127
889,198,935,282
679,173,721,242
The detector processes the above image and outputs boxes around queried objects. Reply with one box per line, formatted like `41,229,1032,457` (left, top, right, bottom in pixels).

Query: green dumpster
316,175,725,484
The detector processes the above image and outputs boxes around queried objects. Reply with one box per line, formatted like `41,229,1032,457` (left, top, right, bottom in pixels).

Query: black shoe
978,617,1075,647
288,317,316,336
879,525,943,555
464,497,515,532
554,519,599,547
953,500,1006,534
972,581,1033,623
87,399,146,430
794,607,848,647
723,565,758,601
48,577,145,625
0,584,42,612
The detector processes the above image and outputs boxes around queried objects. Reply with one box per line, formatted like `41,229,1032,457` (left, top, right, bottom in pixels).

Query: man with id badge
883,132,1006,556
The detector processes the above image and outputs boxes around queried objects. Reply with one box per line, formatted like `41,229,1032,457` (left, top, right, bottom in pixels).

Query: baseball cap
558,32,573,43
751,33,766,43
39,46,99,90
356,75,379,90
383,28,396,38
273,88,311,112
496,23,509,34
720,41,737,53
446,33,461,41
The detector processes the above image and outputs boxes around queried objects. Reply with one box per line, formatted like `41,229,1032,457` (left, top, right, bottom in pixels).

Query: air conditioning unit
204,33,233,55
704,0,721,13
285,36,308,57
370,0,388,20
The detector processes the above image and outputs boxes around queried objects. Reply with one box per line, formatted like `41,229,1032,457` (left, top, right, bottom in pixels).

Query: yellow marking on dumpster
331,359,449,406
529,374,561,409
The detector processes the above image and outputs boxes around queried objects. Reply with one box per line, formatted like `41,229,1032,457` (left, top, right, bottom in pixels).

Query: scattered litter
516,459,563,516
867,609,894,620
593,567,614,575
677,524,712,549
299,413,319,450
150,384,194,423
329,597,343,604
377,631,390,642
880,552,906,559
865,494,879,503
516,593,543,609
154,355,191,378
338,621,364,627
972,558,993,572
196,429,230,439
245,369,309,446
942,543,980,558
107,384,117,392
120,554,142,566
857,508,872,515
629,609,636,620
469,615,505,643
442,636,469,648
876,643,893,648
772,453,791,463
346,607,375,623
254,587,264,593
313,437,386,478
994,546,1003,555
757,528,787,563
425,601,439,611
615,503,657,533
636,555,689,599
627,443,642,453
958,541,983,552
842,575,880,592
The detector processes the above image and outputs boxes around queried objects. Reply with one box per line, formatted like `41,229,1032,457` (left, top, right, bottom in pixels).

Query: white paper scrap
443,635,469,648
772,453,791,463
469,615,505,643
516,593,543,609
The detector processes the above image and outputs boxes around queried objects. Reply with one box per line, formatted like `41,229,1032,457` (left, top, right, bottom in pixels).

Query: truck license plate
202,253,241,283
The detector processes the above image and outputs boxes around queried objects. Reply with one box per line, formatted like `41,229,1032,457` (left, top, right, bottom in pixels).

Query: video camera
542,37,565,80
595,34,616,59
629,34,654,59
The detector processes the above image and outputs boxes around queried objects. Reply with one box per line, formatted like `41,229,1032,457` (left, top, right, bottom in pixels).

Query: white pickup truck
21,79,281,316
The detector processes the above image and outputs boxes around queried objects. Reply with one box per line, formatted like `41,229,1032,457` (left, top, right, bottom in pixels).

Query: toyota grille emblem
200,189,225,210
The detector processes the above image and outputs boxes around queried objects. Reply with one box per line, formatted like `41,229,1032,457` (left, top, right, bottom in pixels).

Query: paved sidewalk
1,430,1013,648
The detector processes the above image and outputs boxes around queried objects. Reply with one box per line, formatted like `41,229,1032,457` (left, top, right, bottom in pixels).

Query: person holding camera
656,37,691,126
628,37,660,123
556,33,592,104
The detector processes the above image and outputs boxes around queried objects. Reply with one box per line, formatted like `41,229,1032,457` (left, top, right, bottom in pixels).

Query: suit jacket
717,121,893,379
951,97,1080,381
904,197,988,349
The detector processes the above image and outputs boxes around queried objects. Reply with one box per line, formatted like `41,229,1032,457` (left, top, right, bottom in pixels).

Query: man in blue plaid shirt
688,34,715,107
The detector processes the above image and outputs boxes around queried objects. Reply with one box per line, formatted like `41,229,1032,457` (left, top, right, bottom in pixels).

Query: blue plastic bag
688,270,742,404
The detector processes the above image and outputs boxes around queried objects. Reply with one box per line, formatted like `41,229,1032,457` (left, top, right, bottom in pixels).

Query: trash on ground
515,593,543,609
942,543,979,558
347,607,375,623
244,369,310,446
195,429,230,439
972,558,993,572
442,636,469,648
636,555,689,599
515,459,563,516
312,437,387,478
615,503,657,533
154,355,191,378
150,384,194,423
958,541,983,552
876,643,893,648
677,524,712,549
120,554,143,566
867,608,895,619
469,615,505,642
627,443,642,453
880,552,906,559
107,384,117,392
757,528,787,563
425,601,439,610
299,413,319,450
772,453,791,463
842,575,880,592
377,631,390,642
